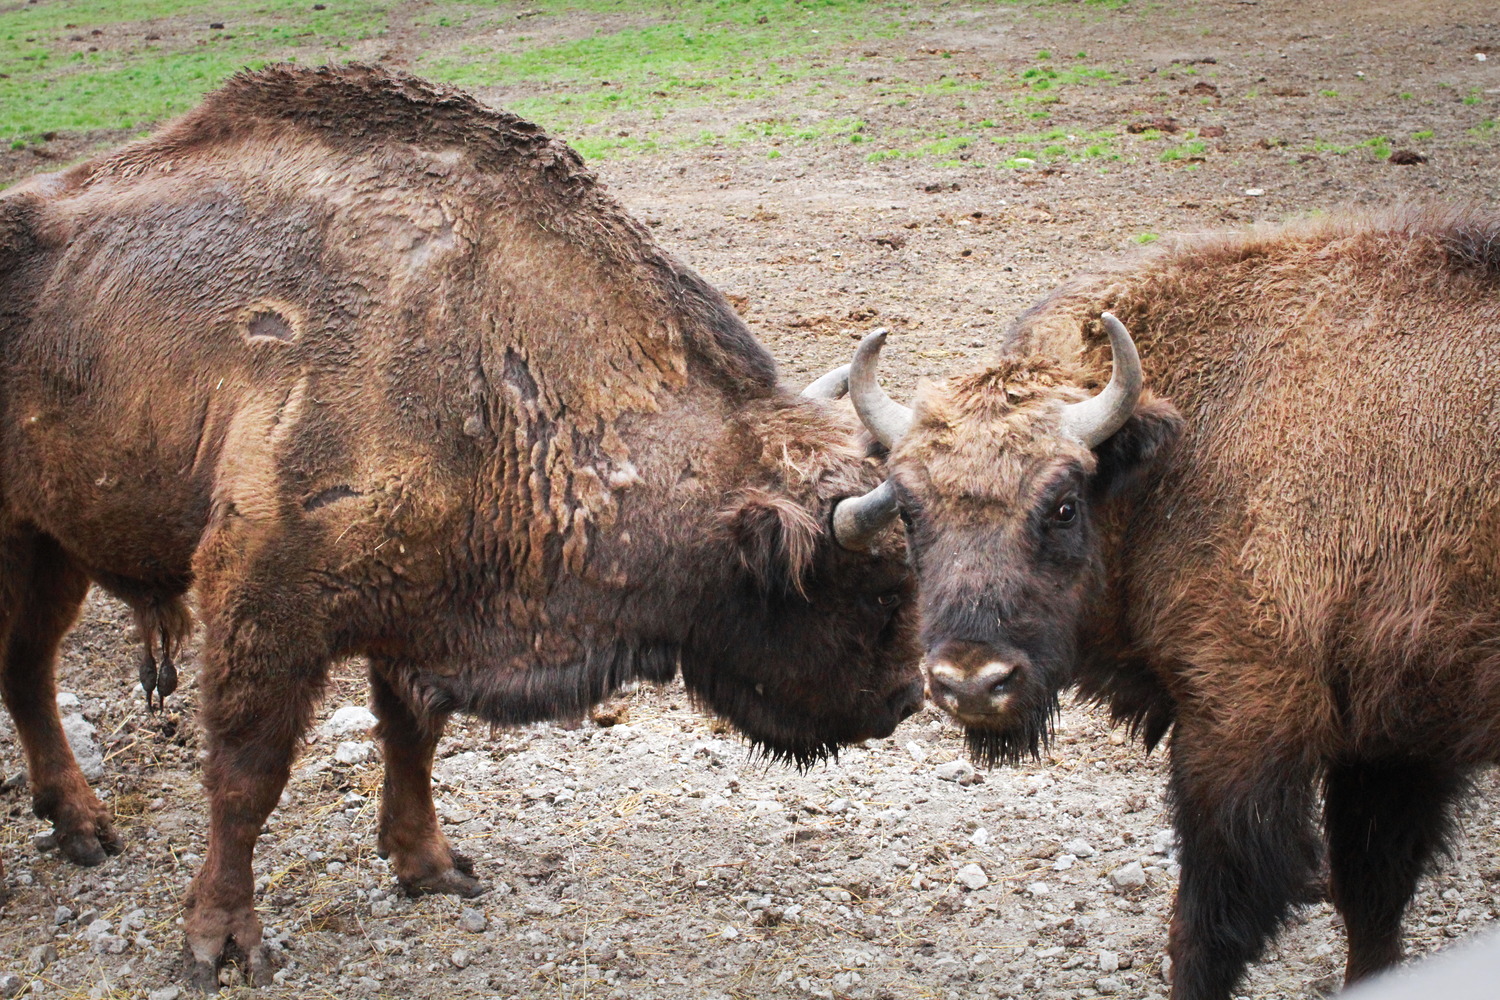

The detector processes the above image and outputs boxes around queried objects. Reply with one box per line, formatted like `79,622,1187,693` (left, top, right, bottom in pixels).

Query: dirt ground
3,1,1500,998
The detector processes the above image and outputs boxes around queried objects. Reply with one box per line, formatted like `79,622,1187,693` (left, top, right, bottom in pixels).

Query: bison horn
801,363,850,399
831,479,901,551
848,328,914,448
1057,312,1143,449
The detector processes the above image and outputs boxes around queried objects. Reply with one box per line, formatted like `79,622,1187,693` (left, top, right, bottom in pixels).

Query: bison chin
684,665,924,771
962,696,1060,769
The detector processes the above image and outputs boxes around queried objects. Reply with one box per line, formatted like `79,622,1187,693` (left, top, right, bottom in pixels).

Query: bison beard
962,697,1058,769
0,64,921,988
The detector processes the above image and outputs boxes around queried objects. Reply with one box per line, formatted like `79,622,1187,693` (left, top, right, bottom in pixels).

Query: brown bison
843,209,1500,999
0,64,921,985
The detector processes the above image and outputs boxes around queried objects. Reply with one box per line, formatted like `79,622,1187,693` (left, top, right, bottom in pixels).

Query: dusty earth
3,1,1500,999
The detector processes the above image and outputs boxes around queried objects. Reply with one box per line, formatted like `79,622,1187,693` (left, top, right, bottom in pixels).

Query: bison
841,209,1500,999
0,64,921,985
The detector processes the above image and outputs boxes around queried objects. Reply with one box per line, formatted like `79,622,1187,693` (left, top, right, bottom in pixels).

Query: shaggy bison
844,210,1500,998
0,64,921,985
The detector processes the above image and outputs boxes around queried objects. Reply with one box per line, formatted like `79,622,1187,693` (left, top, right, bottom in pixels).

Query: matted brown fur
885,206,1500,1000
0,64,920,985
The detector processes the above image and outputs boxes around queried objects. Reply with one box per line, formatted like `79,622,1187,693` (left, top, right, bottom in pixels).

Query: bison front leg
183,623,329,991
0,533,121,867
1323,758,1468,984
1166,718,1322,1000
369,662,480,897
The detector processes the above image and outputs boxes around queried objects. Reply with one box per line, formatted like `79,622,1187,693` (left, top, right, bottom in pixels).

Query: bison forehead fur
0,64,920,983
886,205,1500,1000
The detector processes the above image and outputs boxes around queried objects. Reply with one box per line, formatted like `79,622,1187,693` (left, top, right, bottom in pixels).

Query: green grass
0,0,1139,161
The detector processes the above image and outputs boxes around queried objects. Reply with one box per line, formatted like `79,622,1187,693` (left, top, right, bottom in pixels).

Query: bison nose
927,656,1020,717
888,677,925,722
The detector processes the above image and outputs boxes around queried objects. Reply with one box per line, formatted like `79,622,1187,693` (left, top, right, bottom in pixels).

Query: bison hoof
184,944,274,993
399,850,482,898
57,820,123,867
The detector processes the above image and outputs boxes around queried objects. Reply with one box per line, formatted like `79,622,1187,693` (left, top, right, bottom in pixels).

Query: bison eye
1050,498,1078,525
876,591,903,609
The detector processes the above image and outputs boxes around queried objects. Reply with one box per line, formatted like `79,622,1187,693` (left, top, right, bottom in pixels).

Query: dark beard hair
963,693,1059,768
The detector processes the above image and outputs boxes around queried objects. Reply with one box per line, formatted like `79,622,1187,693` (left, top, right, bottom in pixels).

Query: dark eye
876,591,903,609
1050,498,1078,525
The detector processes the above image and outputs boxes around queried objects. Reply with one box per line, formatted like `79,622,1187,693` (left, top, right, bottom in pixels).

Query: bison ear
1090,394,1183,500
724,492,822,598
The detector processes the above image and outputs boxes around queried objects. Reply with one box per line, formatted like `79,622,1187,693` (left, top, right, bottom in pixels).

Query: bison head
674,387,923,769
838,316,1182,766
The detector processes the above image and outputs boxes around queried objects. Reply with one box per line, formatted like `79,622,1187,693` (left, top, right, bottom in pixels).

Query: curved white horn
831,480,901,551
848,328,914,449
1056,312,1143,449
801,363,850,400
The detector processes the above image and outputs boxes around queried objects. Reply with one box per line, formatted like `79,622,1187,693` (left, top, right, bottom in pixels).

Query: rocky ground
3,1,1500,998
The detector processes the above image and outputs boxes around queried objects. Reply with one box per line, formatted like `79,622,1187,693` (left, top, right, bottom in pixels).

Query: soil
3,2,1500,998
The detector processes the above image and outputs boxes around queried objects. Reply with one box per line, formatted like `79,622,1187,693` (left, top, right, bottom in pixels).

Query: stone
451,948,471,969
149,988,183,1000
458,908,487,933
1096,976,1124,993
955,863,989,890
322,705,377,737
1099,949,1120,973
61,713,104,781
1062,838,1096,858
0,973,22,999
27,943,57,973
334,741,373,765
934,760,974,782
54,905,74,925
1109,862,1148,891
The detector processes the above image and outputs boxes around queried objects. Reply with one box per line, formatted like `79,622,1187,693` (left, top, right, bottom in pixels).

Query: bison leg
369,662,480,898
1323,758,1467,984
183,624,328,991
1166,725,1322,1000
0,532,121,867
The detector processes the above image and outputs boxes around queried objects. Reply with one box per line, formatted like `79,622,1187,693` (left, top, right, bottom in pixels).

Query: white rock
904,741,928,764
934,760,974,782
1151,829,1178,857
1099,949,1120,973
1063,838,1096,858
458,908,487,933
1244,187,1266,196
55,693,82,710
969,827,990,847
1096,975,1124,993
1027,881,1052,896
824,798,851,815
148,988,182,1000
954,863,989,890
1110,861,1148,890
61,713,104,781
334,741,373,765
450,948,471,969
322,705,377,737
